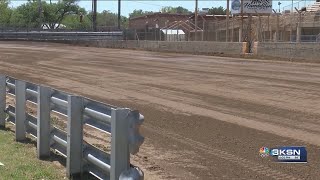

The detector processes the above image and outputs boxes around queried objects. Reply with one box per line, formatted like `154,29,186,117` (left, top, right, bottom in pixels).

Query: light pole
200,15,206,41
272,9,279,42
187,20,191,41
240,0,244,42
118,0,121,30
226,0,230,42
295,7,302,43
92,0,97,32
278,2,282,13
165,20,169,41
145,20,148,40
38,0,42,31
195,0,198,41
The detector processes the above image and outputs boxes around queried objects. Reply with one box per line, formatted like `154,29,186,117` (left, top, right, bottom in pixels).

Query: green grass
0,129,65,180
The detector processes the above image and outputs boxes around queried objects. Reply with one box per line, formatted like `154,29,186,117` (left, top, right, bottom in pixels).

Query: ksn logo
259,146,307,163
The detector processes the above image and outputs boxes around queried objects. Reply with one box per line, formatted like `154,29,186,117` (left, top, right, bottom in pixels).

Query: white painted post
111,108,130,180
37,86,52,159
67,95,84,178
0,75,6,128
15,80,26,141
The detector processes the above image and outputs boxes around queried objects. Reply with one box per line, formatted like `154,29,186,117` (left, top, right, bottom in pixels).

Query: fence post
37,86,52,159
67,95,84,178
110,108,130,180
127,111,144,155
0,75,6,128
15,80,26,141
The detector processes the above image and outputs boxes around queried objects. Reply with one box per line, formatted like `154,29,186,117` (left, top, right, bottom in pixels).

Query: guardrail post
111,108,130,180
37,86,52,159
15,80,26,141
127,111,144,155
0,75,6,128
67,95,84,178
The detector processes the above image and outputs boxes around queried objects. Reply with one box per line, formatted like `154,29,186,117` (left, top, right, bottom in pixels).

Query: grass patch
0,129,65,180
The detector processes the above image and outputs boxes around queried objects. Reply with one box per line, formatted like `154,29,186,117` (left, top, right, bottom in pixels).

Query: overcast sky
9,0,314,17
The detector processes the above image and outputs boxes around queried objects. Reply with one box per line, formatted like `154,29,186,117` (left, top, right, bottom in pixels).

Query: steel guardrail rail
0,75,144,180
0,31,124,41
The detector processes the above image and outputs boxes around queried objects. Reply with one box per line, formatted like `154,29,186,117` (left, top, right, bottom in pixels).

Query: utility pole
278,2,282,13
239,0,244,42
195,0,198,41
295,7,302,43
268,15,271,41
38,0,42,31
118,0,121,30
188,20,191,41
92,0,97,32
231,15,234,42
273,9,279,42
202,17,205,41
226,0,230,42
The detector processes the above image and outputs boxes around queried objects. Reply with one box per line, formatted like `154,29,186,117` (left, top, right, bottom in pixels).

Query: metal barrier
0,31,123,41
0,75,144,180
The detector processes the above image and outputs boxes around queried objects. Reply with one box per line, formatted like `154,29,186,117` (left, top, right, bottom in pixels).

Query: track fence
0,75,144,180
0,31,123,41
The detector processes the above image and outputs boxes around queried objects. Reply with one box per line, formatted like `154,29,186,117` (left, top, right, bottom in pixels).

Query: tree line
129,6,226,18
0,0,226,30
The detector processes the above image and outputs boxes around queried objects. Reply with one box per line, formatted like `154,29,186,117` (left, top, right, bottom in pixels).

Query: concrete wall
253,42,320,61
4,36,319,61
66,40,247,56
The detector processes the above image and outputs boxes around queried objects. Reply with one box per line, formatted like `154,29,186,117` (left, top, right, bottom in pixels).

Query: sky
9,0,316,17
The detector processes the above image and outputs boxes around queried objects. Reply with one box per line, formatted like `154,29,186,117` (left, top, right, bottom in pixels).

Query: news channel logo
259,146,307,163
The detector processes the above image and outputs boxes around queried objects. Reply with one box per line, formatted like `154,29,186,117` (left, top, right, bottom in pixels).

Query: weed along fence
0,75,145,180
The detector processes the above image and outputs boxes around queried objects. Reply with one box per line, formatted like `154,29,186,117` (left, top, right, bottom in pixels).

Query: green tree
9,0,83,29
208,6,226,15
0,0,12,26
42,0,82,29
85,10,128,30
62,11,90,30
129,9,154,19
96,10,118,27
9,1,40,29
161,6,191,14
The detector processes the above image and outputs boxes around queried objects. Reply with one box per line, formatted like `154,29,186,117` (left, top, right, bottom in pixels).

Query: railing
0,75,144,180
0,31,124,41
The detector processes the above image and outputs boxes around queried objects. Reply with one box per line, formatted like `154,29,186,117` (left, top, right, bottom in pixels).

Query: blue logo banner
269,146,307,163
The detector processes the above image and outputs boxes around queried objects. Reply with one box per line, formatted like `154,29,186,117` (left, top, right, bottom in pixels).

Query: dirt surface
1,41,320,180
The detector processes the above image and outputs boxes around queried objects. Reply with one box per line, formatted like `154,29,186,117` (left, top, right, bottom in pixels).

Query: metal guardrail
0,31,124,41
0,75,144,180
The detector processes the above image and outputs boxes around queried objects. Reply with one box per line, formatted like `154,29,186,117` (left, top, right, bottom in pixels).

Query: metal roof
160,29,185,35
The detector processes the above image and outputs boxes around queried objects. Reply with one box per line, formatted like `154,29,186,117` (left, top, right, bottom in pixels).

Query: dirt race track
1,41,320,180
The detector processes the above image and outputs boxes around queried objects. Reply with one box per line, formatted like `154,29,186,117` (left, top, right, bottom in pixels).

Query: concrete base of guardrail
253,42,320,62
59,40,247,56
